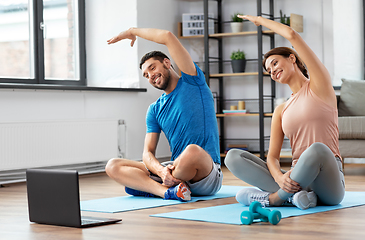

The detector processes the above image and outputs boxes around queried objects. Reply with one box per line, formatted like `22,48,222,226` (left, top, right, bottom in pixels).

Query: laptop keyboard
81,219,103,225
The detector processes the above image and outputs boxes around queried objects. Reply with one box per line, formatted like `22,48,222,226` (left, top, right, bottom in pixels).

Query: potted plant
231,13,243,33
230,49,246,73
280,10,290,26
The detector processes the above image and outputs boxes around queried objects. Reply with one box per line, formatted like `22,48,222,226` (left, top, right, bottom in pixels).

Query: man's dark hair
139,51,170,69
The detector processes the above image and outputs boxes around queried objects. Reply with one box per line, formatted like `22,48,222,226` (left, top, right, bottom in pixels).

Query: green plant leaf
231,13,243,22
230,49,246,60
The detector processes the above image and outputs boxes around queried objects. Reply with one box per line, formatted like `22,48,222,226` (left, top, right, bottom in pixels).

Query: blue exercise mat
80,185,245,213
151,191,365,225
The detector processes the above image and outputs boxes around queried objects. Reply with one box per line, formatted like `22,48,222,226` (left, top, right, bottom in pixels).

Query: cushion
338,78,365,116
339,139,365,158
338,116,365,139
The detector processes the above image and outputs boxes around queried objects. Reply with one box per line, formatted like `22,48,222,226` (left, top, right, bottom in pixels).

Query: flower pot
231,59,246,73
230,22,243,33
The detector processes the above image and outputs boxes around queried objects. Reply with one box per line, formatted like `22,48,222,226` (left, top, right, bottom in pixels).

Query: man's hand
107,28,136,46
160,164,181,187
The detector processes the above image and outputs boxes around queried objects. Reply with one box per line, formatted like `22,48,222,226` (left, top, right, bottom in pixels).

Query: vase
231,59,246,73
230,22,243,33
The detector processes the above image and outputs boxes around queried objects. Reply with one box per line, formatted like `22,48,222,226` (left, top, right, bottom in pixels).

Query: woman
225,15,345,210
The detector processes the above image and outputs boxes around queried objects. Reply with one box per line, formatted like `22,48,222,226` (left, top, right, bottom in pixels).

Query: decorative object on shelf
290,13,303,33
280,148,292,158
230,12,243,33
230,105,238,110
238,101,246,110
278,11,303,33
280,10,290,26
230,49,246,73
182,13,214,37
223,109,247,114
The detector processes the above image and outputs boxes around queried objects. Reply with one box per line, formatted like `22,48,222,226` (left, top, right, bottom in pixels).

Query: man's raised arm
107,27,196,75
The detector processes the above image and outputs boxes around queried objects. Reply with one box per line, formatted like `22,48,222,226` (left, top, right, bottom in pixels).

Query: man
105,27,222,201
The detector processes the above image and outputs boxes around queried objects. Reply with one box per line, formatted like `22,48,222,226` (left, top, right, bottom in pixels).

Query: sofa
337,78,365,162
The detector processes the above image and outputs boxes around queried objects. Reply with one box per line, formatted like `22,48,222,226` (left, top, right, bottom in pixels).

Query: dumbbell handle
240,211,268,225
249,201,282,225
250,201,271,216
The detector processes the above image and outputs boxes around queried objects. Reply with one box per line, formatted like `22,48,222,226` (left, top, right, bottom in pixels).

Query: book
222,109,247,114
227,144,248,148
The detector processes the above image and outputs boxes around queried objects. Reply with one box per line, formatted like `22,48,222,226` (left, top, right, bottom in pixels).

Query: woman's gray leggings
225,142,345,205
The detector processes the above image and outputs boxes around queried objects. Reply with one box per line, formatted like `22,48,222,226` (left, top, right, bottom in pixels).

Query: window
0,0,85,86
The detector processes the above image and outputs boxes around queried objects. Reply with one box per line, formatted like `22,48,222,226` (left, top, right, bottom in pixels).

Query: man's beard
154,66,171,91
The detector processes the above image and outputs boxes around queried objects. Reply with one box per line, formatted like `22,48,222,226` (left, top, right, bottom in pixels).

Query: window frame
0,0,86,86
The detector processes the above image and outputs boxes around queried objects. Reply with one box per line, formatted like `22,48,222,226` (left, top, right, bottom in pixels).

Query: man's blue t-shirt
146,63,220,164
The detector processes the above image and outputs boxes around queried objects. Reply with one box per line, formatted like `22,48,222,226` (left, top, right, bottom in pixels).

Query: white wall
86,0,139,88
333,0,364,85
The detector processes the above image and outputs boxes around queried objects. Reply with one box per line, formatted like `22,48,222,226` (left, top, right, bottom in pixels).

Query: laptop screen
26,169,82,227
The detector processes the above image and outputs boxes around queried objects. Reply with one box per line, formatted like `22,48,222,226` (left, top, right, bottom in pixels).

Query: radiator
0,119,125,184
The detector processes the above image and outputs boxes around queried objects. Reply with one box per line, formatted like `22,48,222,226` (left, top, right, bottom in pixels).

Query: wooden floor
1,164,365,240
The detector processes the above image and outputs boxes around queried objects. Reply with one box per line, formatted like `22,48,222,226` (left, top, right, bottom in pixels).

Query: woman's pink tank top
281,80,341,163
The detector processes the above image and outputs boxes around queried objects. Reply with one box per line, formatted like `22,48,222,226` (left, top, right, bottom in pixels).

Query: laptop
26,168,121,228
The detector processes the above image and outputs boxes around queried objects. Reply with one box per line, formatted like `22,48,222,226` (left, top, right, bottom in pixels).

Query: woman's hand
160,164,181,187
107,28,137,46
237,15,261,26
276,169,302,193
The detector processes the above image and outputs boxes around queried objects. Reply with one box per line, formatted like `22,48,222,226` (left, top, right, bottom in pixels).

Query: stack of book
222,109,247,115
225,144,248,154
